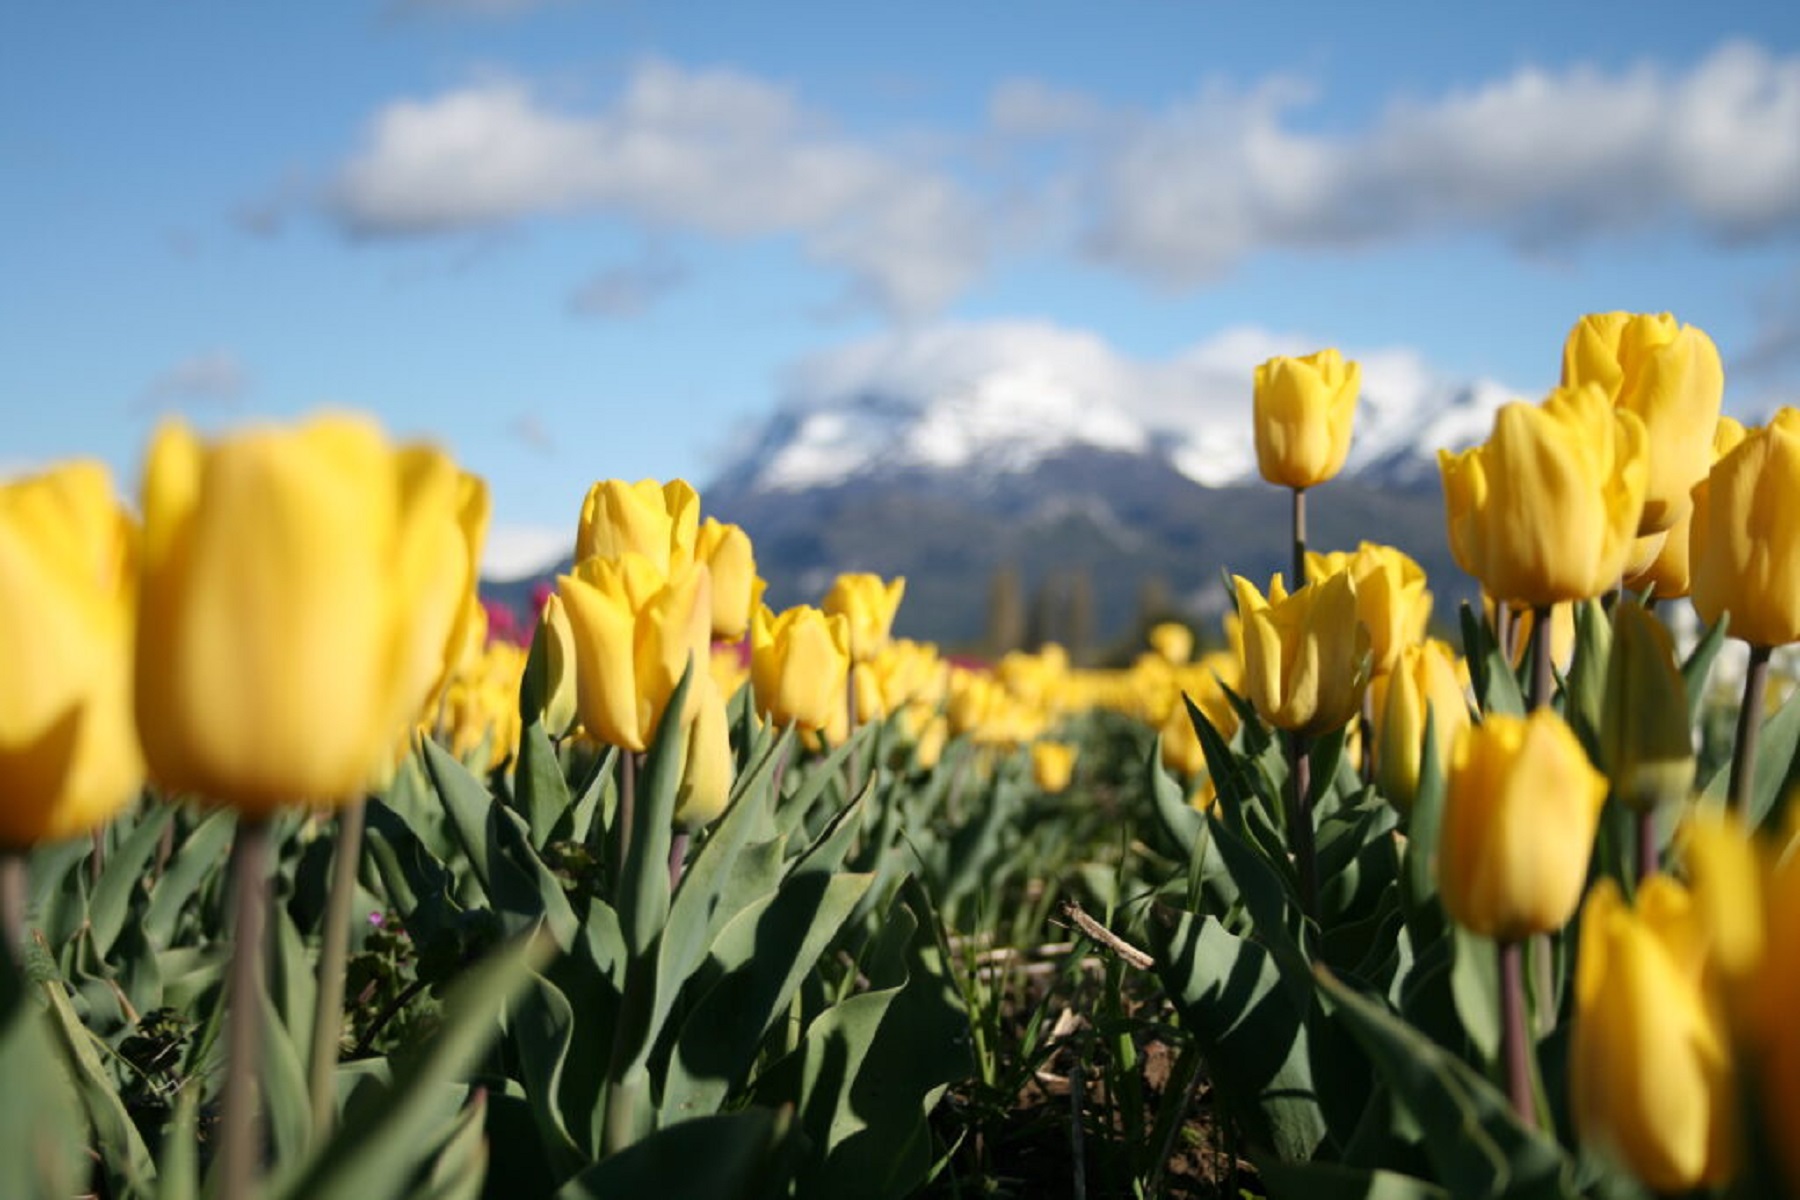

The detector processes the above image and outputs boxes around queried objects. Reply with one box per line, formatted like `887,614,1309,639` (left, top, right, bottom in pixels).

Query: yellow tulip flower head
136,415,472,814
1562,312,1725,535
575,479,701,576
1306,542,1432,676
1691,408,1800,648
1147,621,1194,665
1439,384,1648,607
535,593,580,738
1030,740,1077,794
1437,710,1606,941
1571,877,1734,1192
822,572,905,661
0,462,143,848
1253,348,1360,490
696,518,757,641
1232,570,1370,736
1626,415,1747,600
674,669,734,828
750,604,851,732
555,552,712,754
1371,638,1469,813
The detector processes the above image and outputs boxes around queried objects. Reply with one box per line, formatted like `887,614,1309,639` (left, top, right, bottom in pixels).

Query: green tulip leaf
556,1108,786,1200
1258,1160,1451,1200
88,805,175,960
144,809,236,948
513,720,572,850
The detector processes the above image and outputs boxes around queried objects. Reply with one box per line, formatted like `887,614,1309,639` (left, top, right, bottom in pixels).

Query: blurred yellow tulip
1371,639,1469,812
574,478,700,576
1306,542,1431,675
1691,408,1800,648
750,604,850,731
1439,384,1647,606
1626,415,1747,599
674,670,733,828
1253,348,1360,490
556,553,712,753
1147,621,1193,665
1031,740,1077,794
0,462,143,847
822,572,905,660
1437,711,1606,941
1571,877,1733,1192
1562,312,1724,534
137,415,471,814
1232,570,1370,736
697,518,756,641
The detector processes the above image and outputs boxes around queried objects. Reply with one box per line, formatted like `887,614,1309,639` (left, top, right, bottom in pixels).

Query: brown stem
1291,487,1308,590
1499,938,1535,1125
1730,645,1773,816
1286,731,1319,923
1635,809,1658,885
308,797,367,1137
1495,600,1514,664
89,827,105,887
0,851,25,967
667,829,690,892
1359,690,1376,787
1530,605,1554,711
615,751,637,885
845,662,863,798
221,817,272,1200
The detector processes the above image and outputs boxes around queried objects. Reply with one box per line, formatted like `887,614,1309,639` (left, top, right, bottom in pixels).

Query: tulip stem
615,751,637,885
221,817,272,1200
1635,810,1658,885
1286,732,1320,923
1529,606,1554,711
1290,487,1308,590
1495,600,1514,664
1729,644,1772,816
0,851,25,967
1498,938,1536,1126
845,662,862,798
668,830,689,892
308,796,367,1138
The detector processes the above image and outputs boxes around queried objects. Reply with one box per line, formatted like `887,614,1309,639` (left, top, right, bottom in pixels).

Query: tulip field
6,313,1800,1198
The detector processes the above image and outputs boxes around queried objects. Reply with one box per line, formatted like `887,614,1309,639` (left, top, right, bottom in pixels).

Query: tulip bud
822,572,905,661
1031,740,1077,794
1440,385,1648,606
911,712,948,770
674,670,733,828
1253,348,1360,490
1562,312,1725,534
1371,639,1469,812
696,518,756,641
1599,602,1695,812
1626,416,1749,600
575,479,700,576
1438,711,1606,941
750,604,851,731
532,593,579,738
1305,542,1432,675
1571,877,1734,1191
1232,570,1370,736
1147,621,1193,665
0,462,143,847
1691,408,1800,649
137,415,473,813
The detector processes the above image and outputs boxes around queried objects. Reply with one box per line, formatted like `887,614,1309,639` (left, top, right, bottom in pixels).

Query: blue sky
5,1,1799,575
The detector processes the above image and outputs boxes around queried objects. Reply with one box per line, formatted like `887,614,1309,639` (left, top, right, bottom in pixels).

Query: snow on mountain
720,320,1529,495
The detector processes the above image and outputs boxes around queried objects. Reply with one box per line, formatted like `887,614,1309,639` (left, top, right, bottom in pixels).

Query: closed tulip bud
1562,312,1725,534
1232,570,1370,736
1599,602,1695,812
1306,542,1432,675
137,416,472,814
535,593,579,738
696,518,756,641
674,670,733,828
1691,408,1800,648
556,553,712,753
575,479,701,576
1371,639,1469,812
822,573,905,660
1440,385,1648,607
1031,740,1077,793
912,712,949,769
1253,348,1360,490
1438,711,1606,941
1147,622,1193,665
1160,704,1208,777
1571,878,1733,1191
0,462,143,847
750,604,851,731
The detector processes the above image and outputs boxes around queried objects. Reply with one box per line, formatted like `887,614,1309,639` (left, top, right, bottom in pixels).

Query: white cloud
482,522,571,580
142,350,249,408
1064,41,1800,282
327,62,987,317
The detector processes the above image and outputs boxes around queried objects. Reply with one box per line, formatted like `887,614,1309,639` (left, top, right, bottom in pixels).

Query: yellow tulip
1371,638,1469,812
0,462,142,847
556,553,712,753
535,593,579,738
1232,570,1370,736
1571,877,1733,1192
911,712,949,769
674,670,733,828
1437,711,1606,941
1562,312,1725,534
1306,542,1432,675
392,463,490,728
822,572,905,660
1253,348,1360,490
574,479,700,576
1757,827,1800,1193
750,604,850,731
1691,408,1800,648
1440,384,1648,607
1599,602,1694,812
1031,740,1077,794
1147,621,1193,665
696,518,756,641
137,415,470,814
1626,415,1747,599
870,639,950,714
